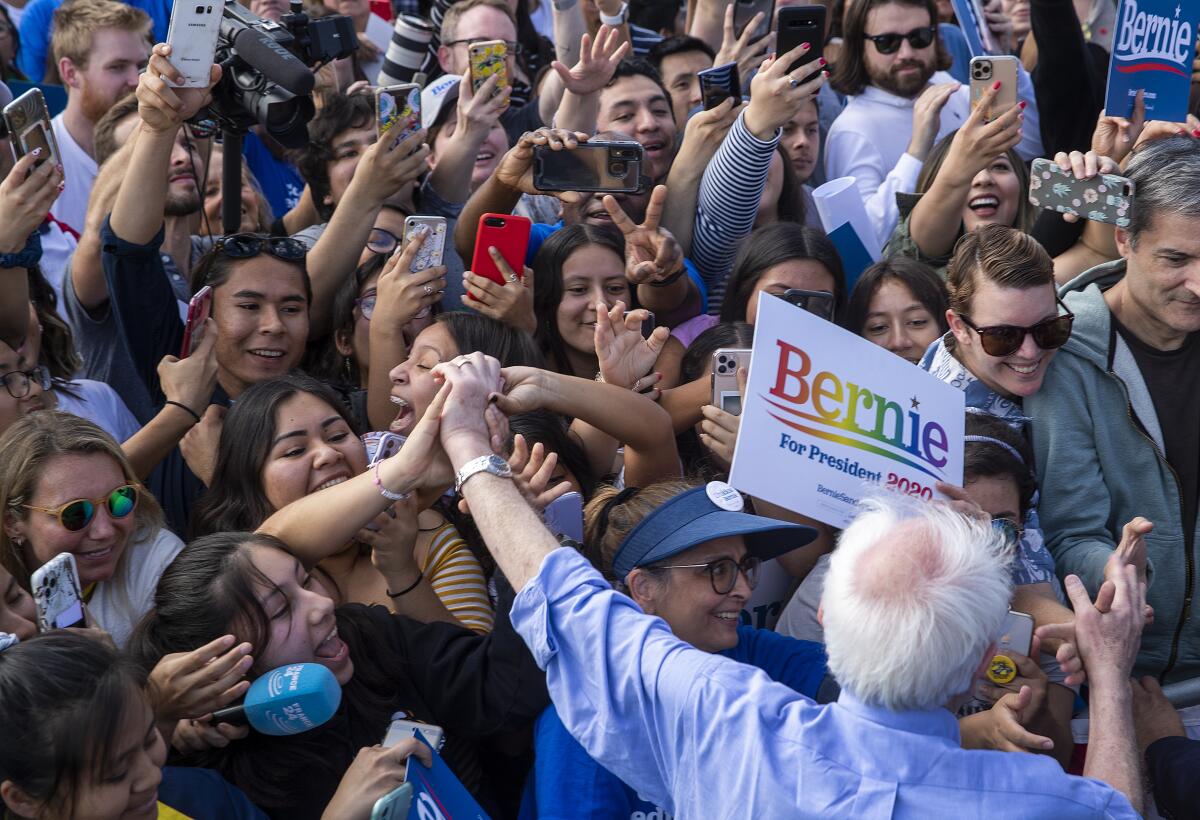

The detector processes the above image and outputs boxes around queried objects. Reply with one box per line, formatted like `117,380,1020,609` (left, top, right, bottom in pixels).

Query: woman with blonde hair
0,412,183,646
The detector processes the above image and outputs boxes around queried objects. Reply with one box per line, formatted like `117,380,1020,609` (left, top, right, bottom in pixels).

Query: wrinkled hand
180,405,225,487
977,638,1048,710
1092,92,1146,165
495,128,589,202
172,716,249,753
699,366,745,470
463,251,535,334
940,81,1023,186
432,353,508,456
0,151,63,253
595,300,667,390
148,634,253,723
1131,675,1185,755
908,82,960,161
321,740,432,820
603,185,683,284
1064,565,1147,688
158,318,218,419
714,4,774,84
961,685,1055,753
353,127,430,207
139,44,221,133
551,25,630,96
744,44,826,139
1106,517,1152,586
374,229,447,328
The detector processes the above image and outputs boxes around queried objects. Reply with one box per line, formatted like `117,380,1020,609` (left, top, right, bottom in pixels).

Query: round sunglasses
22,485,139,532
651,555,762,595
957,301,1075,358
864,26,936,54
213,233,307,263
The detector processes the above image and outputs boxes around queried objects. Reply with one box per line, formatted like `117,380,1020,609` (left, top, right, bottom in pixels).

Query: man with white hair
420,357,1146,818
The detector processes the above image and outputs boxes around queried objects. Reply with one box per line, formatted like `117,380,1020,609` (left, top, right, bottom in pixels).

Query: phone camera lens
484,217,504,227
609,161,627,176
195,4,204,12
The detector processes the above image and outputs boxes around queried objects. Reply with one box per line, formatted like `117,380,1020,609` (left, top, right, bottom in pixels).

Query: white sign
729,294,965,528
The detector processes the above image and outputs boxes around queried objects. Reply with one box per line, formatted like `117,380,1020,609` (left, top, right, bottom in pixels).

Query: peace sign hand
602,185,684,285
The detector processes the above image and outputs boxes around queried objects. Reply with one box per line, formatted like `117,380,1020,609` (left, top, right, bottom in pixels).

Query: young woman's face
745,259,836,324
10,454,137,588
339,273,436,382
949,279,1061,399
0,340,47,438
0,564,36,640
212,257,310,398
387,322,459,436
555,244,630,358
860,277,941,363
960,155,1022,234
246,543,352,685
629,535,751,654
260,392,367,513
64,695,166,820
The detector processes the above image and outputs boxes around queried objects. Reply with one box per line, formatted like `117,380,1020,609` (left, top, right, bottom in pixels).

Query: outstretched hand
595,300,668,391
551,25,630,96
140,44,222,133
603,185,683,284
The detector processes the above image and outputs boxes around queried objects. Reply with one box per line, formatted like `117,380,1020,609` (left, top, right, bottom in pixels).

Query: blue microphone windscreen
244,663,342,736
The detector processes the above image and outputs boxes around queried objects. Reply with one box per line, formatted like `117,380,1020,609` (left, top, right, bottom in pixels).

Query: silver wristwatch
454,454,513,493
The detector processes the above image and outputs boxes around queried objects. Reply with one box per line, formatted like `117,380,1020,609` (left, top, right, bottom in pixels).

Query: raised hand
961,685,1055,753
551,26,630,96
1063,565,1147,688
353,127,431,208
595,300,668,390
1107,517,1152,586
358,493,421,583
602,184,683,284
462,251,536,333
139,43,222,134
0,150,63,254
1092,92,1146,165
714,5,774,85
374,228,447,327
699,365,746,469
908,82,960,161
494,128,590,202
180,405,226,488
457,70,510,134
938,81,1023,186
321,740,432,820
157,317,218,424
457,432,573,515
744,44,826,140
147,634,253,724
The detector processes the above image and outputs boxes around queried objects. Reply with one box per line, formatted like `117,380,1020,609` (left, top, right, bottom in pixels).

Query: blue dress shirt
511,547,1139,819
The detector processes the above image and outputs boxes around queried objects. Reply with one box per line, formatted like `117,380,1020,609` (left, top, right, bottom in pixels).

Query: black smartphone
733,0,774,39
776,5,826,76
533,141,644,193
698,62,741,110
780,288,834,320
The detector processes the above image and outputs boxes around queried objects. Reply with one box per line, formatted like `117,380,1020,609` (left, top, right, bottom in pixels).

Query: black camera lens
484,217,505,227
195,4,204,13
609,161,627,176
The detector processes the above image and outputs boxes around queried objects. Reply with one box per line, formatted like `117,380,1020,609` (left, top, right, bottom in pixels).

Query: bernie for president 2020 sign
1104,0,1198,123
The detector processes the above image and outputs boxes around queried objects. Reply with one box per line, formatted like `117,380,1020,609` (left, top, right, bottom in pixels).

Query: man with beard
826,0,1041,244
48,0,151,239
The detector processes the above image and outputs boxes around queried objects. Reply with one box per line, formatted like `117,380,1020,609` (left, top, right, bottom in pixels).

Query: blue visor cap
611,482,817,578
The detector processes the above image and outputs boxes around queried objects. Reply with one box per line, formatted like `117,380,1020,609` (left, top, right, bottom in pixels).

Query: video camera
205,0,356,149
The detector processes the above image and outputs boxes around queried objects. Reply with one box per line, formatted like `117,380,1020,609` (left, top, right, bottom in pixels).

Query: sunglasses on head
651,555,761,595
22,485,139,532
864,26,936,54
213,233,307,263
957,299,1075,357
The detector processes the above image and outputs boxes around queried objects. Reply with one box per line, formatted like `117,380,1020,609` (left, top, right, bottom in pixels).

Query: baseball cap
610,481,817,578
421,74,460,131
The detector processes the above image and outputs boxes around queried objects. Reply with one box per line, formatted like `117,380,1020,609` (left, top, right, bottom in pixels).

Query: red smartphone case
470,214,532,294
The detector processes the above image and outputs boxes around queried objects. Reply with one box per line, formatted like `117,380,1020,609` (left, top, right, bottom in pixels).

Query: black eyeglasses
652,555,761,595
444,38,523,55
367,228,400,255
1,365,50,399
778,289,835,321
864,26,936,54
213,233,307,263
355,291,377,321
957,299,1075,358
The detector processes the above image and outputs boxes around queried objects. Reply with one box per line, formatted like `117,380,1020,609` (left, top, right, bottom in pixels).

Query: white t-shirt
53,378,141,444
50,112,98,237
90,527,185,647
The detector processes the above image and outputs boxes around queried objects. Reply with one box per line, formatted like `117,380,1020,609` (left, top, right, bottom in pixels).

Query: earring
342,356,354,384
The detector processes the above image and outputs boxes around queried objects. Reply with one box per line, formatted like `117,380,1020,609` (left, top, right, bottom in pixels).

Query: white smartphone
165,1,223,88
544,491,584,543
363,431,405,467
997,609,1034,657
31,553,86,631
403,215,447,273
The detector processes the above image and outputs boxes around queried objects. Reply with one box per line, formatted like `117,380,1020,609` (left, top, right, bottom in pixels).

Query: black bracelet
386,571,424,598
165,400,202,424
647,267,685,288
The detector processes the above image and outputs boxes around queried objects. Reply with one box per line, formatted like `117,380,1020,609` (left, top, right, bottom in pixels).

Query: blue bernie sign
1104,0,1198,123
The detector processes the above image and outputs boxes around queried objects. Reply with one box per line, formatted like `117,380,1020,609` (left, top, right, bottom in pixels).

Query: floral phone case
1028,158,1134,228
468,39,508,95
403,216,446,272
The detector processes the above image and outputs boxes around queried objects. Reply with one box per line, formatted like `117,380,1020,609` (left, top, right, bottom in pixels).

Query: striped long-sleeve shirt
421,522,495,633
691,111,780,315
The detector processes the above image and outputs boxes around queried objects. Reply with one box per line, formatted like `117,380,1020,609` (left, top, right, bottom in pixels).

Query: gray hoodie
1026,259,1199,682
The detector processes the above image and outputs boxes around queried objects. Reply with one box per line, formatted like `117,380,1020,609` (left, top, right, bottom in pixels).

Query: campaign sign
729,294,965,529
951,0,998,56
1104,0,1197,122
405,743,489,820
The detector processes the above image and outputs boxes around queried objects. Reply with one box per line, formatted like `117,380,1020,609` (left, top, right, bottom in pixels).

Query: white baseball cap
421,74,461,130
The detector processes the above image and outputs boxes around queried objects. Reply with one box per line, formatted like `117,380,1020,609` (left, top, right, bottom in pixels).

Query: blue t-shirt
243,130,305,221
18,0,172,82
159,766,267,819
519,626,829,819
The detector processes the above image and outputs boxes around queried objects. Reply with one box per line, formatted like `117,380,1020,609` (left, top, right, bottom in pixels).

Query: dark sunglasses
779,288,835,321
187,118,220,140
957,300,1075,357
864,26,936,54
367,228,400,255
991,517,1022,550
652,555,761,595
213,233,307,263
1,365,50,399
23,485,139,532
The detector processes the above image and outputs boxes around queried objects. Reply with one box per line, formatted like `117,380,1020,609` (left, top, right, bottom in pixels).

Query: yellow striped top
419,522,494,634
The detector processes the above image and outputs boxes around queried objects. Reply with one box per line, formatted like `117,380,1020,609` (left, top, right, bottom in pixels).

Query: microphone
212,663,341,736
228,26,315,97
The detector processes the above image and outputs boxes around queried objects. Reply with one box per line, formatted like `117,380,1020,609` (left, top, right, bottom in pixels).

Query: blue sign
1104,0,1198,122
951,0,998,57
405,744,490,820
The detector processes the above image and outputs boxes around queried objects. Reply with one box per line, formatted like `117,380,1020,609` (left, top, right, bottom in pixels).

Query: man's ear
1,780,46,819
1115,226,1133,260
59,57,81,90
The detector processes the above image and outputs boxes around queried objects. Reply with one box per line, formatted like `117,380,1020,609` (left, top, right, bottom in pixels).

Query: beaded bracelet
373,459,411,502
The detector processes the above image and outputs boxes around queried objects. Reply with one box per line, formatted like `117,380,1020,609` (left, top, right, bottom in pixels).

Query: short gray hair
821,493,1013,712
1125,136,1200,245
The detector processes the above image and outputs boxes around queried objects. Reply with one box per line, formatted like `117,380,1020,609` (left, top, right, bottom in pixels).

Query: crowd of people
0,0,1198,816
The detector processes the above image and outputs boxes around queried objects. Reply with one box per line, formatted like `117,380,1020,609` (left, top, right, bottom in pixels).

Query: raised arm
543,26,629,134
426,73,509,207
0,152,62,348
71,136,136,314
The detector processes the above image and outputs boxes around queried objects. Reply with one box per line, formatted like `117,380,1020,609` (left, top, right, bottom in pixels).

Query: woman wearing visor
520,479,838,819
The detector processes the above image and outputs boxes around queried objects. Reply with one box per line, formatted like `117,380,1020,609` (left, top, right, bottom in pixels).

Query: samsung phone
698,62,742,110
31,553,86,631
470,213,531,291
532,141,643,193
403,215,447,272
969,55,1018,121
997,610,1034,658
468,39,508,96
3,88,59,168
165,2,222,87
370,783,413,820
180,285,213,358
383,714,446,751
544,491,584,543
1028,158,1134,228
775,5,826,75
734,0,774,39
711,348,752,416
375,83,422,149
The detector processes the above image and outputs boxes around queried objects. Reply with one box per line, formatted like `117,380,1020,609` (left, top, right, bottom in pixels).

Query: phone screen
379,85,421,148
